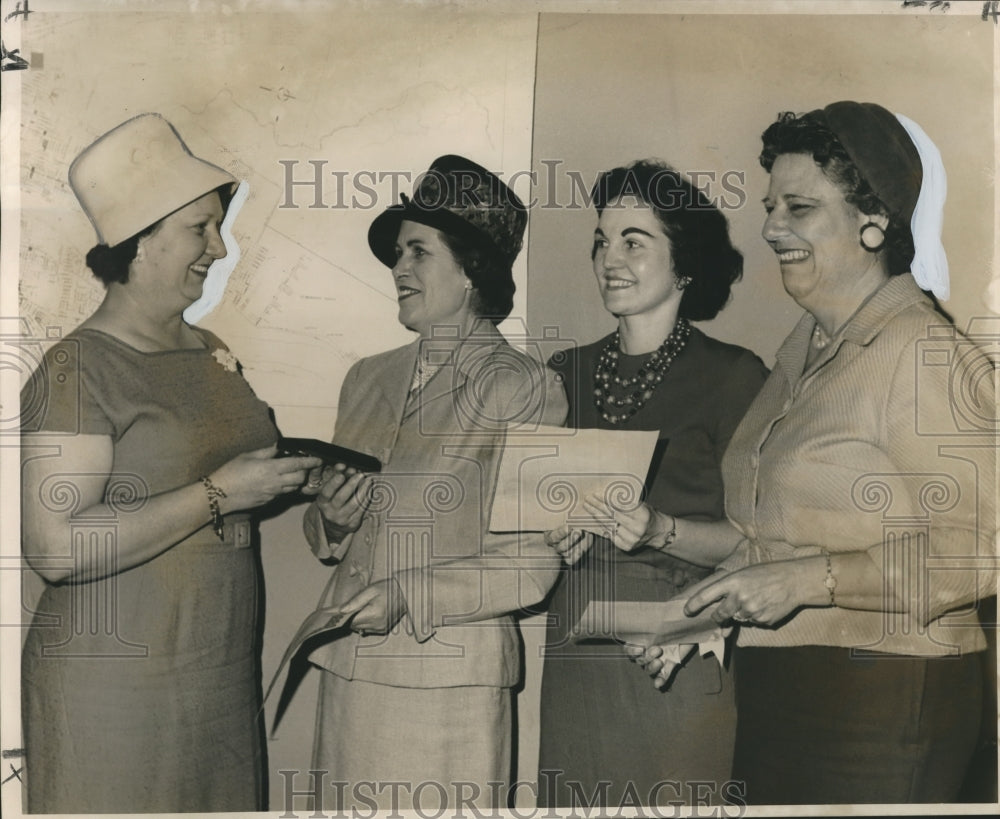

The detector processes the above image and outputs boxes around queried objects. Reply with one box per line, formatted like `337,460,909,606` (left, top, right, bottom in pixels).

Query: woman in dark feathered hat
300,155,568,811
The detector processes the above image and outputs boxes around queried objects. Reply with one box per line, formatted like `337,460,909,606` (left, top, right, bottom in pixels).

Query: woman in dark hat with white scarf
627,101,996,804
301,155,567,811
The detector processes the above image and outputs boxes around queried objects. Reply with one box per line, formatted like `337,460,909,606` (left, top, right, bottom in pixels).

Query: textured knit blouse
720,274,997,656
21,326,277,813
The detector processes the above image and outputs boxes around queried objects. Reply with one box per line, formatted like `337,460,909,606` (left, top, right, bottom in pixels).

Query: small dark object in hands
277,437,382,473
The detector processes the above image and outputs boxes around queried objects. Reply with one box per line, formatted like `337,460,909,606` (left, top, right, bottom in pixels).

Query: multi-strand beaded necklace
593,317,691,424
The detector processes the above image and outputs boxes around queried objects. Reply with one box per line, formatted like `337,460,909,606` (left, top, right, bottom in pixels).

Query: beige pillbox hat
69,113,236,247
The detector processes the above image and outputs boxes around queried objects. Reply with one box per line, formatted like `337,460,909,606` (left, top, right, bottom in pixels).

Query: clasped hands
543,495,684,688
310,464,407,636
543,496,820,689
542,493,667,566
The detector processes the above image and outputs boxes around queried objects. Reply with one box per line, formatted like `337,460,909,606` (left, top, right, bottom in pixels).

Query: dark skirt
732,645,984,805
537,542,735,809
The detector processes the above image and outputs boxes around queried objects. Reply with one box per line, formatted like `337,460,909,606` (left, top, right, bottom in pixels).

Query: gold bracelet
657,513,678,551
199,476,228,542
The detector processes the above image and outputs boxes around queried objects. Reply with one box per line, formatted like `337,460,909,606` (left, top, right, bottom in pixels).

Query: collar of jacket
775,273,927,386
380,318,509,417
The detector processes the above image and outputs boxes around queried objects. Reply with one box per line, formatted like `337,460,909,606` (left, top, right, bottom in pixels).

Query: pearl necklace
593,318,691,424
811,324,831,349
408,355,442,399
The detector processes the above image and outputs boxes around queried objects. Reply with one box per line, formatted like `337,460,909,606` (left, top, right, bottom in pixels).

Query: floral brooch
211,348,240,373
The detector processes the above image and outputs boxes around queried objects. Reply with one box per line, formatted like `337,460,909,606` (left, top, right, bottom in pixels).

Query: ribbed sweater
720,274,996,655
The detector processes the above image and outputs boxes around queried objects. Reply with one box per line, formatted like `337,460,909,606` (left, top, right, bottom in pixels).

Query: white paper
488,426,659,532
575,598,729,665
262,606,353,707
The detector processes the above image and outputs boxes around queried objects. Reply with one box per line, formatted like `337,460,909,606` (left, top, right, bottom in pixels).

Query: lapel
401,321,507,422
773,312,812,392
841,273,925,346
355,340,418,465
776,274,927,393
378,340,420,421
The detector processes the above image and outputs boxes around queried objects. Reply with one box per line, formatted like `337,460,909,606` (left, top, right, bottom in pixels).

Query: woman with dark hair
537,159,768,808
636,102,996,804
20,114,319,813
300,155,568,811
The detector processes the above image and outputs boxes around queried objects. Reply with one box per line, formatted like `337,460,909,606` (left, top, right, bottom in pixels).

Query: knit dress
21,326,277,813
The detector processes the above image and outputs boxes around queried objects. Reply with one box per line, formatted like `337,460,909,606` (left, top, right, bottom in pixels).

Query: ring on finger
732,611,752,623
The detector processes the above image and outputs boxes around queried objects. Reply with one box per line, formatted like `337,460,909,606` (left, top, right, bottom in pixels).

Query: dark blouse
544,324,769,645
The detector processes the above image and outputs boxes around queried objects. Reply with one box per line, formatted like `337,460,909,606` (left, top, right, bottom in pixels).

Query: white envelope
575,597,730,666
488,426,659,532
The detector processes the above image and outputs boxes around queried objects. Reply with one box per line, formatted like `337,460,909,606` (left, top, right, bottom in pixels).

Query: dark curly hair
759,111,915,277
438,231,515,324
85,184,235,286
590,159,743,321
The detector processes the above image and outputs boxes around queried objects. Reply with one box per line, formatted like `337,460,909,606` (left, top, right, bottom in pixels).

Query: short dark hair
438,230,515,324
590,159,743,321
85,185,235,286
759,111,914,277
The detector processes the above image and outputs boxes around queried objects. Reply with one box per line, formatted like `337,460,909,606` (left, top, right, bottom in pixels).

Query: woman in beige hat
300,155,568,811
20,113,320,813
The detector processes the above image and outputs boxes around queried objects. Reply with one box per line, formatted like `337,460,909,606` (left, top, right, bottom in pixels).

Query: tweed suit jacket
304,322,569,688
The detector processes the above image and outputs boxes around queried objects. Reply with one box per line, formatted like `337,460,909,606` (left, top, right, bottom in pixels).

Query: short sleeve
20,339,114,435
191,325,229,352
487,348,568,431
546,345,579,427
714,349,770,458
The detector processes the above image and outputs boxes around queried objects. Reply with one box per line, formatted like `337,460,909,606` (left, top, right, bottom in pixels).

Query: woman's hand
300,464,326,496
581,495,668,554
683,557,828,626
338,578,408,635
543,525,591,565
212,445,321,514
312,464,372,541
623,642,684,690
22,438,316,583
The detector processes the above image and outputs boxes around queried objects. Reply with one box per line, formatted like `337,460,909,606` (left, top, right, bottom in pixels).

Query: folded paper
489,426,659,532
263,606,353,706
573,596,730,667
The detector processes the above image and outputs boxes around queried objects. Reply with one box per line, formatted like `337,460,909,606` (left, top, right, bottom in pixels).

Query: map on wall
13,8,538,437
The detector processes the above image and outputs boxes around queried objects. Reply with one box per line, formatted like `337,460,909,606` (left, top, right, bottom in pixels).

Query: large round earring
464,280,473,291
859,222,886,252
675,275,692,291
